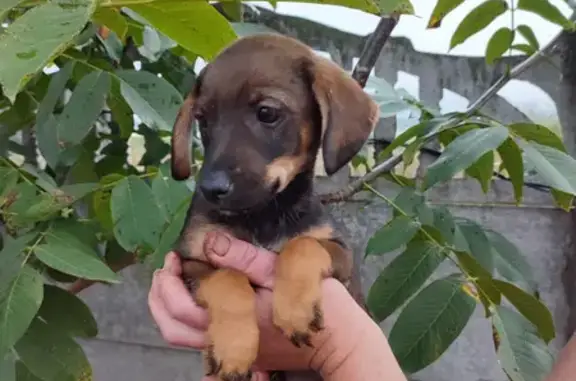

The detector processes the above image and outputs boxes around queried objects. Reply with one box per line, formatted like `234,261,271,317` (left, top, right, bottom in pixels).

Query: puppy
169,33,379,381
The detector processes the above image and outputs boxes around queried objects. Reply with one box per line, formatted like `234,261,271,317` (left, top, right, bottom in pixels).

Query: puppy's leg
272,233,352,347
195,268,259,381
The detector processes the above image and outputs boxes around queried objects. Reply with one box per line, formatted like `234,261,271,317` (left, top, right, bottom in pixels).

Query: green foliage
0,0,574,380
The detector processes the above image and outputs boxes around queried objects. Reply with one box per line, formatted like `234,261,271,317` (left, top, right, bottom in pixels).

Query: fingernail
208,233,231,257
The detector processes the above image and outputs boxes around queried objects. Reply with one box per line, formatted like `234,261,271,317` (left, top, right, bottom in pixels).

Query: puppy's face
171,34,379,213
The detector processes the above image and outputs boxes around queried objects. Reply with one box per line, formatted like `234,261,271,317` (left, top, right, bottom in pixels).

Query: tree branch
320,29,564,204
351,14,399,87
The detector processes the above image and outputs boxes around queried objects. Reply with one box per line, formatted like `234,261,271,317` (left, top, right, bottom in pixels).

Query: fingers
162,251,182,276
148,253,210,348
156,269,210,330
148,283,207,348
204,231,277,289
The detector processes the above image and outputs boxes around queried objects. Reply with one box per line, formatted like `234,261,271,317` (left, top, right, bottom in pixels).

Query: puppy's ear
305,56,379,176
171,74,203,181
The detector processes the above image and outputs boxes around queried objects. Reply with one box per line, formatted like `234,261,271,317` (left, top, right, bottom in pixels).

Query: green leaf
151,163,192,220
551,189,574,211
485,27,514,64
37,285,98,338
36,70,109,169
0,352,16,381
378,0,414,15
57,70,110,146
93,173,125,236
0,265,44,358
149,201,189,269
517,0,574,30
493,279,554,343
516,25,540,50
453,250,501,309
485,229,536,292
14,318,92,381
0,0,26,20
427,0,464,28
455,218,494,273
431,206,455,243
0,0,97,103
392,187,426,218
138,124,170,166
116,69,183,131
0,167,19,202
497,138,524,203
379,118,449,160
109,78,134,139
365,215,420,257
508,122,565,151
465,150,494,193
34,227,120,283
388,275,476,373
15,360,43,381
519,141,576,195
492,305,555,381
111,175,165,252
127,1,236,60
93,7,129,40
367,240,445,322
0,233,37,291
401,139,422,169
450,0,508,49
423,126,508,190
511,43,537,55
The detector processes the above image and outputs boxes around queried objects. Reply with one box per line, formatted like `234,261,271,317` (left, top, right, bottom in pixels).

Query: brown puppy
169,33,379,381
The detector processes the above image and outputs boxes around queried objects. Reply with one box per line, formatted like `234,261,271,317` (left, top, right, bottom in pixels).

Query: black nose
199,170,233,202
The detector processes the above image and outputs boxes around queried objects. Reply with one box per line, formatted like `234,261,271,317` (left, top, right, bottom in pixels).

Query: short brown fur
169,33,378,381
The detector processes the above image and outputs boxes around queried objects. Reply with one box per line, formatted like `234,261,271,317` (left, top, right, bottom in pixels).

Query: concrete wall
77,177,575,381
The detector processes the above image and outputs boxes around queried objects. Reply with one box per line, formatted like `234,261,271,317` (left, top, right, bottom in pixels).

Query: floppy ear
306,56,379,176
171,72,204,181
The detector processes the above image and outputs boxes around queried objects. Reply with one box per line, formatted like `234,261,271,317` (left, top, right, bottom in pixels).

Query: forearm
545,332,576,381
310,281,407,381
319,318,407,381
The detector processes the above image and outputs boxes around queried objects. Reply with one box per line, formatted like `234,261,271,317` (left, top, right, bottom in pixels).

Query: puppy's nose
199,170,233,202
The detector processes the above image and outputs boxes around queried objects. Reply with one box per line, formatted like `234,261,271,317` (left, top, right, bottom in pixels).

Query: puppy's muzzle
199,170,234,203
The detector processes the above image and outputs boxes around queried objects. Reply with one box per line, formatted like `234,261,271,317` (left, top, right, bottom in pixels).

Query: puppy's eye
256,105,280,125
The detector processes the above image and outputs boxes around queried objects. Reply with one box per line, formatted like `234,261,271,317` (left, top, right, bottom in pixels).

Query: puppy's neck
207,168,323,248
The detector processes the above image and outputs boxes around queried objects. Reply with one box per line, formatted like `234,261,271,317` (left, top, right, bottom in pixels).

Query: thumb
204,231,276,289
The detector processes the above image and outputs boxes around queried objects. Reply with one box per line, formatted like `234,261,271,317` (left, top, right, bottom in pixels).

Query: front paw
272,277,324,348
204,318,259,381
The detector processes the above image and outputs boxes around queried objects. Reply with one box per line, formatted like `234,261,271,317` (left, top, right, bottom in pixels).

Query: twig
319,155,402,203
320,29,564,204
351,14,399,87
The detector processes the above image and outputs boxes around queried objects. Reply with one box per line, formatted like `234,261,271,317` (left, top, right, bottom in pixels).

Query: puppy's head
171,34,378,213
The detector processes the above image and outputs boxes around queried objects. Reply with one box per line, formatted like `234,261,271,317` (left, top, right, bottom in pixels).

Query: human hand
148,231,373,380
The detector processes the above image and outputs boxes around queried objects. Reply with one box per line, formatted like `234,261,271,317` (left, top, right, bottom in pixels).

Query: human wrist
307,279,376,374
308,279,407,381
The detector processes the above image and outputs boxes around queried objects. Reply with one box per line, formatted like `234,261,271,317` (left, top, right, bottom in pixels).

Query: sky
238,0,574,131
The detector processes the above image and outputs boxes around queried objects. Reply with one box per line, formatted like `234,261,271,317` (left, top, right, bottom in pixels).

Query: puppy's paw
272,276,324,348
195,269,260,381
204,317,259,381
272,236,332,348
